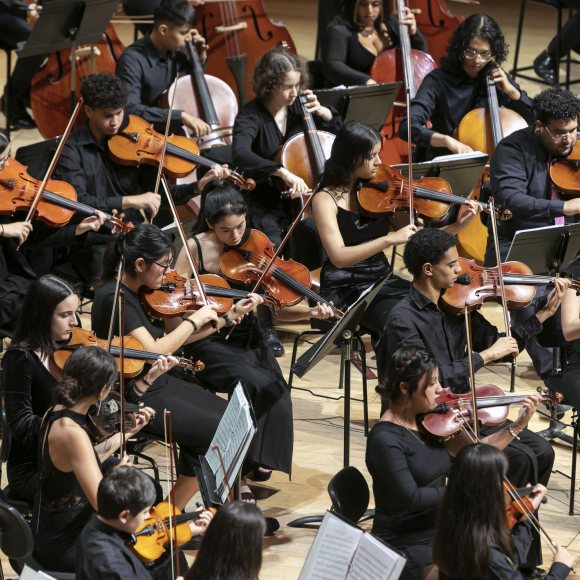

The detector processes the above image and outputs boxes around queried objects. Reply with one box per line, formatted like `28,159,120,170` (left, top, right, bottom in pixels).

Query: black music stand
292,276,388,469
393,152,489,198
315,83,400,131
21,0,118,111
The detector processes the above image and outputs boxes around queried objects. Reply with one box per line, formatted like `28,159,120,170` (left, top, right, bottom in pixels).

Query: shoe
248,466,272,482
9,110,36,130
264,516,280,536
533,51,557,85
264,327,285,357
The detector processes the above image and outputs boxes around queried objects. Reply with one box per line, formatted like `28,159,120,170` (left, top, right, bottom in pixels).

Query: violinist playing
367,346,545,580
321,0,427,87
174,180,333,484
312,121,479,383
399,13,533,161
232,46,341,355
54,73,227,285
386,228,568,576
115,0,212,138
433,443,575,580
486,88,580,382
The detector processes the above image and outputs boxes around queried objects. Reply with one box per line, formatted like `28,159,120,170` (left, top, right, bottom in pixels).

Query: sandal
249,466,272,482
240,484,256,504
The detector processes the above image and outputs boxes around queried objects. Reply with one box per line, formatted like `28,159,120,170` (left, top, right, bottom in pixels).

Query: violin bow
117,290,127,458
163,410,180,579
22,97,84,239
405,87,415,228
464,305,480,440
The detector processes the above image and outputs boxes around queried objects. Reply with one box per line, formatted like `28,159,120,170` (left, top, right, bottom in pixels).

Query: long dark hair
11,275,76,359
320,120,381,190
376,346,437,410
342,0,385,31
185,501,266,580
53,347,117,407
101,224,174,283
192,179,247,235
444,13,509,76
433,443,512,579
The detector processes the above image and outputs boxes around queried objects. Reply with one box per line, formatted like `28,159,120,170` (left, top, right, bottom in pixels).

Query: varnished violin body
549,141,580,197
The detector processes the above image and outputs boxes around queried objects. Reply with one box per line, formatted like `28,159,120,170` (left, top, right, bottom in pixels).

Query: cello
371,0,436,164
165,40,238,149
195,0,296,104
455,63,528,264
30,24,124,139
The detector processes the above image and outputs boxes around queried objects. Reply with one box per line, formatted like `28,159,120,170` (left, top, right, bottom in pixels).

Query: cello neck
396,0,416,98
298,94,327,178
486,65,504,149
186,41,220,129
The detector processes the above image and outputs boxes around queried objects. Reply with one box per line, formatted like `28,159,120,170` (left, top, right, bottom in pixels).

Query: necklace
392,416,426,445
359,25,375,38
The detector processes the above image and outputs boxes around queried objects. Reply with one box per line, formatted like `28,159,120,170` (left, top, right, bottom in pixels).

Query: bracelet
141,376,153,387
222,313,234,328
183,317,198,332
508,424,522,440
133,382,146,397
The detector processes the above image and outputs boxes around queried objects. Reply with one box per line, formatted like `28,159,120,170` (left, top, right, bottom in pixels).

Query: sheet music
348,533,406,580
430,151,487,163
299,512,362,580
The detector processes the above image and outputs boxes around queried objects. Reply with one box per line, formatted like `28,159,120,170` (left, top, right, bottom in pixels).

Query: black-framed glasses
463,48,492,62
542,125,578,143
153,261,172,274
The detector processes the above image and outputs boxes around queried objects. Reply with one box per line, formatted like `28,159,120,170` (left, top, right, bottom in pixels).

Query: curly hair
533,87,580,124
252,48,310,101
81,72,127,110
376,346,437,409
444,13,508,75
320,120,381,190
403,229,457,278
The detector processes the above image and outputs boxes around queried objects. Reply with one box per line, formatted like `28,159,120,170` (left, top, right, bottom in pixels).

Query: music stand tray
315,82,400,131
393,152,489,198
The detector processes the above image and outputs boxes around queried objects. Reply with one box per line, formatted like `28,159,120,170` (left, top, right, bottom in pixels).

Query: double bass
195,0,296,104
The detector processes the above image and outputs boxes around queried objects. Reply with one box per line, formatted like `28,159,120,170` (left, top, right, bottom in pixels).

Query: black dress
318,194,409,381
178,238,293,475
366,421,450,580
92,282,227,476
33,409,99,572
2,347,56,502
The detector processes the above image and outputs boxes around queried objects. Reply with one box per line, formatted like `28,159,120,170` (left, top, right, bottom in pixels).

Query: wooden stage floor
2,0,580,577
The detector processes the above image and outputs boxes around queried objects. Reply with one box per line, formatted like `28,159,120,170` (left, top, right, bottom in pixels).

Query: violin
418,384,561,440
86,390,141,444
54,327,204,378
165,40,238,149
439,257,580,315
140,269,276,319
504,482,535,530
357,164,509,223
107,115,256,191
0,157,133,231
131,502,217,563
195,0,296,104
219,228,341,314
371,0,436,165
549,140,580,196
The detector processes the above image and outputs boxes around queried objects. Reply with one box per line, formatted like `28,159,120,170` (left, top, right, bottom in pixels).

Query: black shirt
116,35,190,131
398,65,533,160
321,14,428,86
490,125,569,242
77,516,152,580
386,285,542,392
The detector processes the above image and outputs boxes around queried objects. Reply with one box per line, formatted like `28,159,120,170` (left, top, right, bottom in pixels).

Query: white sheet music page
347,532,406,580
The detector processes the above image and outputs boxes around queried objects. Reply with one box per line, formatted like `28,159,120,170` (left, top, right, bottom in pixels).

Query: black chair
0,497,33,580
510,0,580,89
288,465,374,528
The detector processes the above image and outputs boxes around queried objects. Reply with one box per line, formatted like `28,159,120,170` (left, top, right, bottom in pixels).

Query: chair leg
288,330,324,387
356,335,370,436
570,410,578,515
510,0,527,78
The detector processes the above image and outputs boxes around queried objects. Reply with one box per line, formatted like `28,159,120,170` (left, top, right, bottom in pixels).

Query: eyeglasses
542,125,578,143
153,261,172,274
463,48,492,62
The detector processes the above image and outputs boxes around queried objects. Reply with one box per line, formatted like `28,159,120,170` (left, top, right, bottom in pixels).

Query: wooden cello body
371,0,436,165
195,0,296,104
30,25,124,139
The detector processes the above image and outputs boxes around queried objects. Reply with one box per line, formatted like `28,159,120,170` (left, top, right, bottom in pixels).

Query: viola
53,327,204,378
277,93,335,218
219,228,340,314
0,157,133,231
31,24,125,139
439,257,580,315
140,269,276,319
419,384,561,440
165,40,238,149
196,0,296,104
356,164,508,223
371,0,437,165
455,63,528,264
131,502,217,563
107,115,255,190
549,140,580,197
